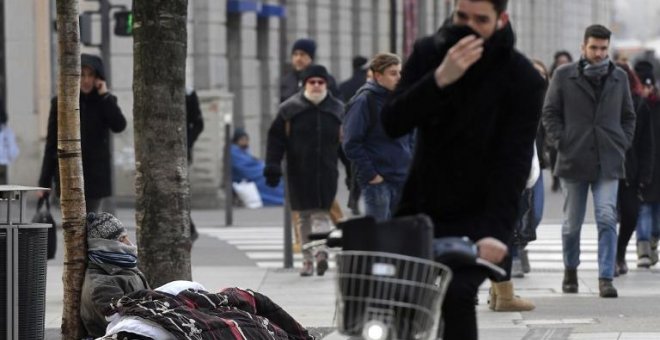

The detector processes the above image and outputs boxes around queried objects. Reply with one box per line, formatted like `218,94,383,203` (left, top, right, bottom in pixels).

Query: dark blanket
108,287,314,340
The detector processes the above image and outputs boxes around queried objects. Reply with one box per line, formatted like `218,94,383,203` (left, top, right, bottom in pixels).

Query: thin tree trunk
56,0,87,338
133,0,192,287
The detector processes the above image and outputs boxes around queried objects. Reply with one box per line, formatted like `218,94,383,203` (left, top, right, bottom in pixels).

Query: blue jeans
636,203,660,241
362,181,403,222
560,177,618,279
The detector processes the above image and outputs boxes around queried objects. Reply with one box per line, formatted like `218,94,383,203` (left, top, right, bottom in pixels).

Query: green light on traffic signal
114,11,133,36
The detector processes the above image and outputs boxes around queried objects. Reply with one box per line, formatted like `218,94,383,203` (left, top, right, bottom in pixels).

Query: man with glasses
265,65,344,277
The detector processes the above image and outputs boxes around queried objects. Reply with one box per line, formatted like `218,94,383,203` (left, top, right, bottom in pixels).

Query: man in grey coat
542,24,636,298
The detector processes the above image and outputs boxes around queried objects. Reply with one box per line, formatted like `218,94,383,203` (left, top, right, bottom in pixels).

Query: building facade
1,0,611,204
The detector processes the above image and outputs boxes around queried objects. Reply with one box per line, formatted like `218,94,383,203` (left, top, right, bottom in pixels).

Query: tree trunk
133,0,192,287
56,0,87,338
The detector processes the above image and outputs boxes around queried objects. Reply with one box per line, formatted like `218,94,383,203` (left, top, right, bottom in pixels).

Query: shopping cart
308,215,505,340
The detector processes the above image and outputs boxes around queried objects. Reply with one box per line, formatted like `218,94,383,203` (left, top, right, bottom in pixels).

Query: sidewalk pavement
43,205,660,340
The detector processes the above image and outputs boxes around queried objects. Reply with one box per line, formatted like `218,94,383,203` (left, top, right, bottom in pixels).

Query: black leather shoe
599,279,618,298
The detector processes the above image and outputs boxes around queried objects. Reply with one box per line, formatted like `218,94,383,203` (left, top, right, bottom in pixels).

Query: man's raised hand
434,35,484,88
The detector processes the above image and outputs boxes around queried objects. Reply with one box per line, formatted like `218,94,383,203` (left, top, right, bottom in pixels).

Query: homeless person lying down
96,280,314,340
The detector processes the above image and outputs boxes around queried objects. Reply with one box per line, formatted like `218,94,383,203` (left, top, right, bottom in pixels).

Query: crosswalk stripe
198,224,643,270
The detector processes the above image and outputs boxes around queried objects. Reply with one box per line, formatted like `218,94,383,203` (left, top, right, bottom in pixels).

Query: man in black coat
381,1,545,339
339,55,368,103
265,65,344,277
39,54,127,213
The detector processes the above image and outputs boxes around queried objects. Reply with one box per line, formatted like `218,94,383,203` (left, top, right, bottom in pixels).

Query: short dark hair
455,0,508,14
584,24,611,42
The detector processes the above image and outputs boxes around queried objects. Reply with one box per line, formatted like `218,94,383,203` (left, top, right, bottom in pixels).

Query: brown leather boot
490,281,535,312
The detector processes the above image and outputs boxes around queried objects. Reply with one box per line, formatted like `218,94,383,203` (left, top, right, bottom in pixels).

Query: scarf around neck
580,57,611,83
88,238,138,269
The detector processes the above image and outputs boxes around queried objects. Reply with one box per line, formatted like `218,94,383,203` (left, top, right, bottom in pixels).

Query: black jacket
186,89,204,163
39,90,127,199
339,69,368,103
381,23,546,244
265,92,343,211
640,97,660,202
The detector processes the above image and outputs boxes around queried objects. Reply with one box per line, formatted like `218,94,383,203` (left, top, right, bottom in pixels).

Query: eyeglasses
307,80,326,86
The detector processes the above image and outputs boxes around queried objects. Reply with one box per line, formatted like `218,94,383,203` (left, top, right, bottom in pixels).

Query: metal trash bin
0,185,51,340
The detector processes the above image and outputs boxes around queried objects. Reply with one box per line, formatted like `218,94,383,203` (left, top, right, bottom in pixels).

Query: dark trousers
617,180,642,261
441,266,488,340
86,198,103,213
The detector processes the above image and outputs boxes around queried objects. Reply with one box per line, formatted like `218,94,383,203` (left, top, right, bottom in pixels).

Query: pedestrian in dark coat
266,65,343,276
38,53,126,212
339,55,369,102
381,1,545,337
542,25,636,298
614,63,654,274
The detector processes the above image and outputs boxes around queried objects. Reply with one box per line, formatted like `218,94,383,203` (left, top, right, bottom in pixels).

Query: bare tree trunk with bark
133,0,192,287
56,0,87,338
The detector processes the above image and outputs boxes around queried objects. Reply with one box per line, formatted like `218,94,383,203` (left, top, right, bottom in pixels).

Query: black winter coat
39,90,127,199
265,92,343,211
339,69,368,103
640,97,660,202
624,95,654,186
381,23,546,244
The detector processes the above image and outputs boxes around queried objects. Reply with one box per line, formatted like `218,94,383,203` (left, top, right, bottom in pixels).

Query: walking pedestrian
280,38,340,103
381,0,546,338
343,53,413,222
614,62,653,274
339,55,369,102
265,65,344,277
542,25,636,298
38,53,127,213
632,61,660,268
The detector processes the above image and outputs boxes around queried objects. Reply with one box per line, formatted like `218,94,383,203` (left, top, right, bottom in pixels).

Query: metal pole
390,0,398,53
224,120,233,226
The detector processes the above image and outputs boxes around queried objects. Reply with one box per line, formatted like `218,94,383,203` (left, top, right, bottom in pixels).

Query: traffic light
114,11,133,36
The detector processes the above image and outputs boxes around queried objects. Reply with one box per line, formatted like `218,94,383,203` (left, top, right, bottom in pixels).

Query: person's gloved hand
264,165,282,188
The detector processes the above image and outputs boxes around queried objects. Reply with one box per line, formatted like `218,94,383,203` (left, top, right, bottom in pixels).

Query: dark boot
562,269,578,293
315,251,328,276
616,258,628,276
651,237,658,266
598,278,618,298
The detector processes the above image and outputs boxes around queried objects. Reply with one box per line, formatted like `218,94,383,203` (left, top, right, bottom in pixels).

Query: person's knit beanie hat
86,212,127,240
352,56,368,71
81,53,106,80
635,61,656,86
232,127,248,143
292,38,317,60
302,64,330,84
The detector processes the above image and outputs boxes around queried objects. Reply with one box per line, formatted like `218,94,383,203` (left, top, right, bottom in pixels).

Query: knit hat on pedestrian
86,212,127,240
352,56,369,71
302,64,330,84
232,127,249,143
634,60,656,86
291,38,317,60
81,53,106,80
